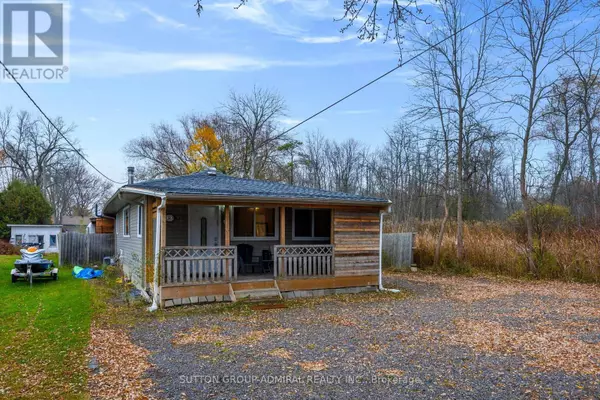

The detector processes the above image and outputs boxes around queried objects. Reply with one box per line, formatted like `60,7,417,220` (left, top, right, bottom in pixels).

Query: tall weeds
387,220,600,283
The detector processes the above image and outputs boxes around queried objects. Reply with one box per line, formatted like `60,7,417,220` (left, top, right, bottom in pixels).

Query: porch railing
274,245,334,278
162,246,238,285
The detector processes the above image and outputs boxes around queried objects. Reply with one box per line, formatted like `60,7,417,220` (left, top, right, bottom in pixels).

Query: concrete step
234,288,282,301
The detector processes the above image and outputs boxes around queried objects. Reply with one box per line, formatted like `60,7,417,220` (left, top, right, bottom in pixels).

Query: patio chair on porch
261,249,274,274
237,244,261,274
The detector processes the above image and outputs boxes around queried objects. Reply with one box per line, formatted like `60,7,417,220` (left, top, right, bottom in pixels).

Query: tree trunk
585,108,598,221
434,192,449,266
549,145,570,205
249,141,256,179
456,106,465,261
521,94,537,275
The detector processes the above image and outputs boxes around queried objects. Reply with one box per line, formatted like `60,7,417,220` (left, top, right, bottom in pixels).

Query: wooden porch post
279,207,286,245
224,205,231,280
224,205,230,246
278,207,286,277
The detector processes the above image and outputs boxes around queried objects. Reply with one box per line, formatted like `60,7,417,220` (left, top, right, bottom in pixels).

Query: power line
280,0,513,136
0,60,127,185
1,0,511,183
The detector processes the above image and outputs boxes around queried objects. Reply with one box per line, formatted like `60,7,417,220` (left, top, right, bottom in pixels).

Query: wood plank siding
333,208,381,277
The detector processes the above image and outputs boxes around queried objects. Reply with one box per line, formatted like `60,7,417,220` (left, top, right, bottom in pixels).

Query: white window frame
49,234,57,248
230,206,279,241
122,206,131,237
137,205,143,237
292,208,330,241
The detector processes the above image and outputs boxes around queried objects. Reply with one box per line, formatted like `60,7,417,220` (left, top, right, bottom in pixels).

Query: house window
49,235,57,247
137,206,143,237
232,207,277,239
293,209,331,240
15,235,23,245
123,206,131,237
37,235,44,248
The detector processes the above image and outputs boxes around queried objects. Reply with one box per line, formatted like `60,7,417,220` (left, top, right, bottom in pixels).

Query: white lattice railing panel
274,245,334,278
163,246,236,260
162,246,237,285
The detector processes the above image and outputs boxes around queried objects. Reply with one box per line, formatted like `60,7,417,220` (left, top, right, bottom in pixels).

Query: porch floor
237,274,273,281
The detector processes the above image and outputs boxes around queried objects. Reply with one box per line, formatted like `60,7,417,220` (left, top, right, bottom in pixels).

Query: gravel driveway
131,274,600,399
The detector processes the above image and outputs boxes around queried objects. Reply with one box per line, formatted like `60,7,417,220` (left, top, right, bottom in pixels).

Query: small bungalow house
103,168,391,308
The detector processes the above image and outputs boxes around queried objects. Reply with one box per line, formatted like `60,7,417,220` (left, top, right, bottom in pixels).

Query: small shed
8,224,62,253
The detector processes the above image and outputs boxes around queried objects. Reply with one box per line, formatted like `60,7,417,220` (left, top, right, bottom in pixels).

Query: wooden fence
382,233,416,268
59,232,115,266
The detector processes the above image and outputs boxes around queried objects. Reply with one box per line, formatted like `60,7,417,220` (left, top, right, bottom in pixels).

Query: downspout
379,210,400,293
148,196,166,311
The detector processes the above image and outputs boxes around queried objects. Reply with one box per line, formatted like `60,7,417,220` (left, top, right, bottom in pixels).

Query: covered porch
157,202,335,283
143,198,381,306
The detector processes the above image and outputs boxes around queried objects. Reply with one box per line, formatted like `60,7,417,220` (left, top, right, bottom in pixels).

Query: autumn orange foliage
186,125,231,173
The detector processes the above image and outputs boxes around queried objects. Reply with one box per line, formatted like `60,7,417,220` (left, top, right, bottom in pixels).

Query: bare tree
123,116,197,179
542,77,586,204
497,0,588,274
409,0,499,261
0,108,76,187
565,37,600,220
223,86,287,179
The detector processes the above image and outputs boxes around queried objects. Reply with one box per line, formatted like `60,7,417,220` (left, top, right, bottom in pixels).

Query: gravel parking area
131,274,600,399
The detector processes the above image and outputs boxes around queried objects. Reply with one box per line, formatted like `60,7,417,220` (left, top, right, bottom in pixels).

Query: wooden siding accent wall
333,208,380,276
94,217,115,234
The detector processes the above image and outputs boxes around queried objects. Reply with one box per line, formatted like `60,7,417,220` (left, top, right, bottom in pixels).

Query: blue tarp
72,267,103,279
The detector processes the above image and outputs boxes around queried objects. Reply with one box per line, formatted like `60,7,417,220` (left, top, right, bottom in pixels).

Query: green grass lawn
0,254,93,399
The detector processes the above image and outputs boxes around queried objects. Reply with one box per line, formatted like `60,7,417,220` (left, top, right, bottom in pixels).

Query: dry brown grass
392,220,600,283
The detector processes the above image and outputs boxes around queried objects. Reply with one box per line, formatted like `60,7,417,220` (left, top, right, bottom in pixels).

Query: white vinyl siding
116,204,144,288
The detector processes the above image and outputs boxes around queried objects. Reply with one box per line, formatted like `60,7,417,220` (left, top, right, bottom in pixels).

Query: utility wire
1,0,511,183
280,0,513,136
0,59,127,184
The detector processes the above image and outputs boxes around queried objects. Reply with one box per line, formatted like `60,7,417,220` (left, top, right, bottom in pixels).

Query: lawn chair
237,244,261,274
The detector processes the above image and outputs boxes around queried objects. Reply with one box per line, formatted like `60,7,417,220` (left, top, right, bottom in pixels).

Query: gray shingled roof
125,170,389,204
